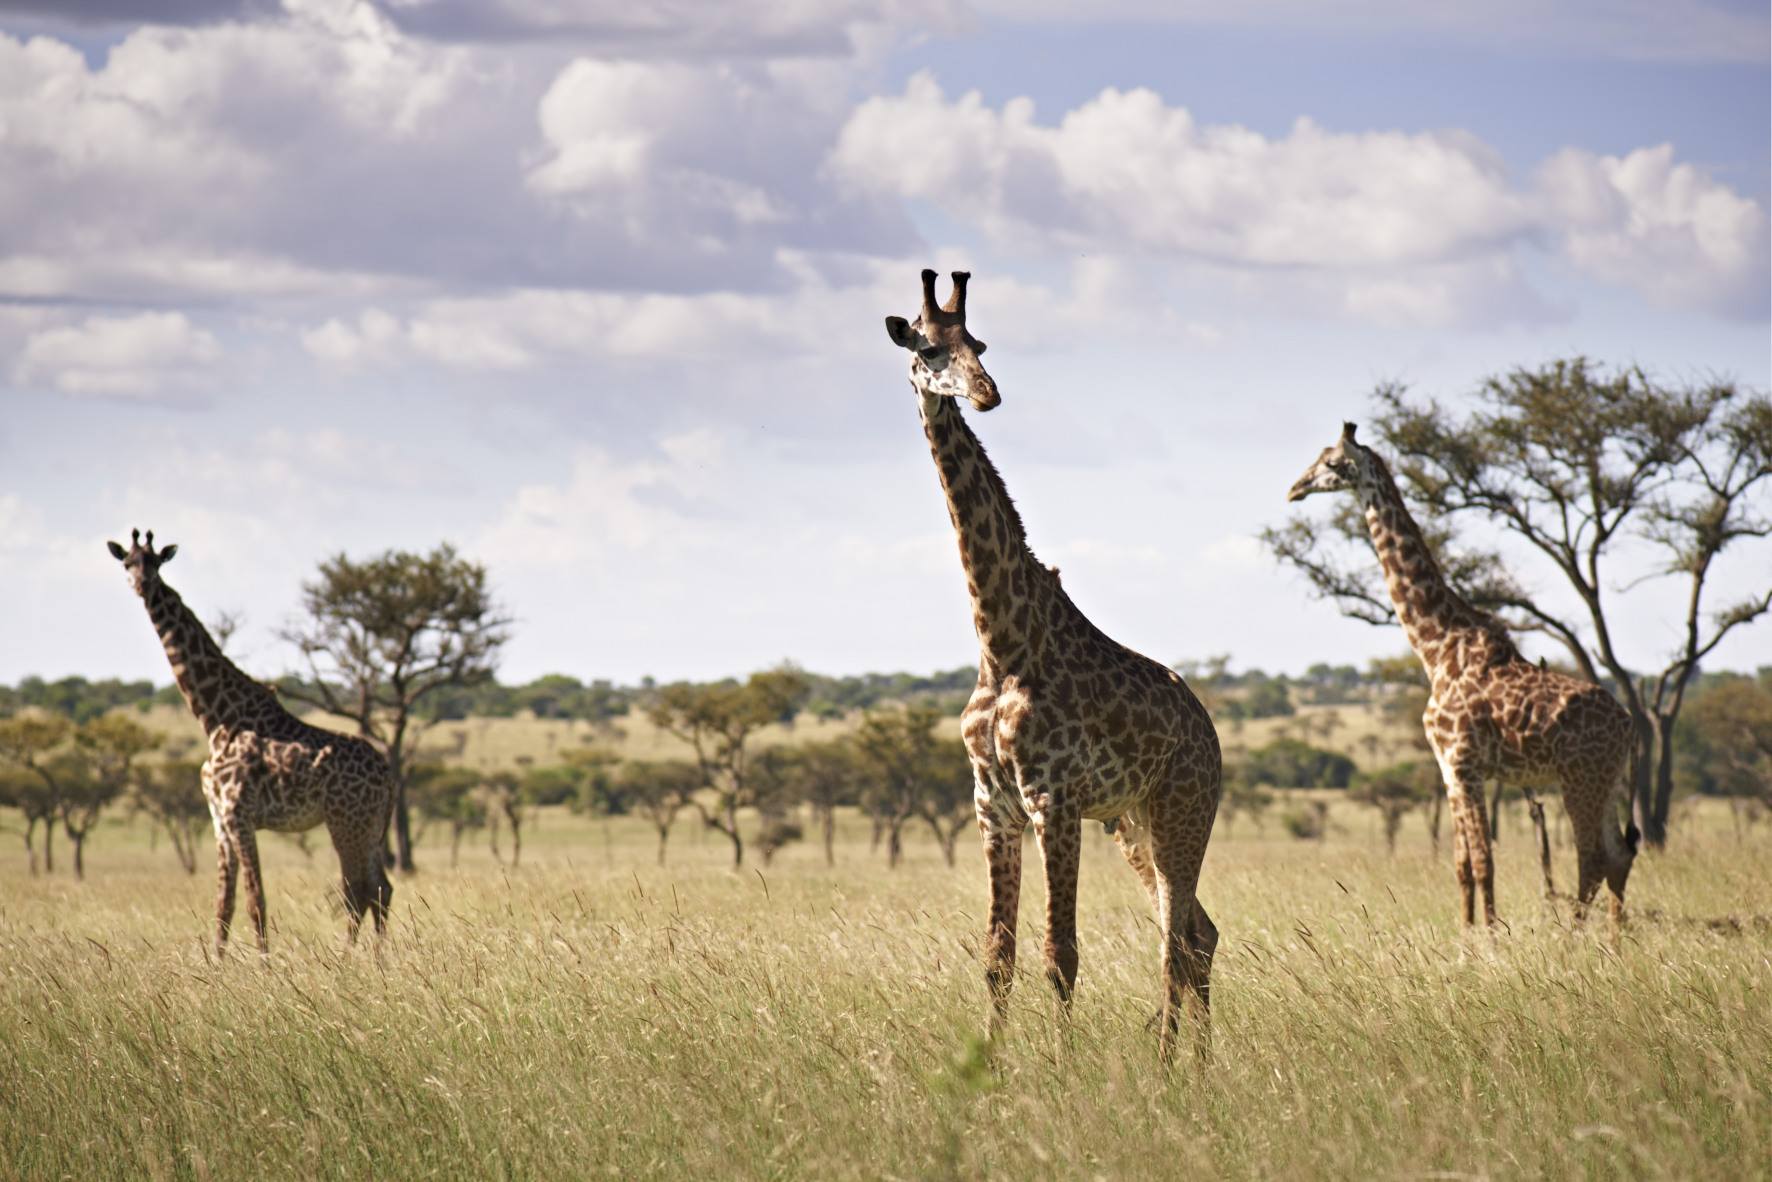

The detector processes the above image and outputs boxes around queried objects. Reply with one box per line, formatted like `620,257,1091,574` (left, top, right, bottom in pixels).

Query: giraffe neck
1355,452,1514,677
921,394,1061,675
140,577,283,738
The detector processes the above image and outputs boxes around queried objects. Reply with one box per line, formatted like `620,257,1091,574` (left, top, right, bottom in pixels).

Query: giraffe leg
330,818,393,944
976,794,1024,1034
1444,765,1496,927
1561,764,1635,926
224,822,269,954
213,828,239,957
1522,786,1557,902
1033,795,1082,1006
1149,792,1215,1065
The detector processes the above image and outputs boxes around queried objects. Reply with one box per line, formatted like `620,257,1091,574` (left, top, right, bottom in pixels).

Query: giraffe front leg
214,829,239,957
976,797,1024,1035
1032,794,1082,1006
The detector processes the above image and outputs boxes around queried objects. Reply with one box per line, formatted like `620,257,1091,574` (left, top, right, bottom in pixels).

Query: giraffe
886,270,1222,1058
108,530,394,954
1287,424,1638,926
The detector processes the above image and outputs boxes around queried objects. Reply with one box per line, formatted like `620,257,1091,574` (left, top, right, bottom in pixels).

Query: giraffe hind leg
330,817,393,944
1150,797,1215,1064
228,823,269,954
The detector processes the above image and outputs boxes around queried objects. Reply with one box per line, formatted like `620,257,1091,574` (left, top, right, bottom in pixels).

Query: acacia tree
405,765,485,867
618,760,699,865
914,736,975,867
781,739,859,867
131,759,209,874
1266,360,1771,848
0,714,72,873
280,543,509,873
854,705,942,869
61,715,160,878
646,666,808,868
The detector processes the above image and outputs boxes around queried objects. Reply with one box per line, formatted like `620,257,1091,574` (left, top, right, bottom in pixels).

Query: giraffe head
884,269,1000,412
107,528,178,596
1287,422,1379,502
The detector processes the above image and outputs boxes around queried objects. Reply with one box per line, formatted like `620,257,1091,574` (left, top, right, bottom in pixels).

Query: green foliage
1676,671,1772,802
1348,762,1438,853
130,759,208,874
0,676,170,722
798,666,977,719
1217,673,1295,720
1241,737,1356,789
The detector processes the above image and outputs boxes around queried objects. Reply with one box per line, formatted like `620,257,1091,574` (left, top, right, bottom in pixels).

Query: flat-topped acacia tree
280,543,509,873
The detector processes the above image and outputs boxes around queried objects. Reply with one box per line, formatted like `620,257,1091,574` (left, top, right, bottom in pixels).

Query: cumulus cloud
477,430,730,569
830,74,1769,324
1540,144,1770,317
12,311,225,402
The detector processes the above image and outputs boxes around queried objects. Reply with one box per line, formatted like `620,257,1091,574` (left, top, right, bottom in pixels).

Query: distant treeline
0,667,983,724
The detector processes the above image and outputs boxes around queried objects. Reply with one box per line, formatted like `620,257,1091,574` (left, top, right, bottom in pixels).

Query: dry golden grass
2,795,1769,1180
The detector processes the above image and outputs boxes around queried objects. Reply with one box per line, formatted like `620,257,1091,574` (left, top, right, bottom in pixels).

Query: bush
1242,738,1355,789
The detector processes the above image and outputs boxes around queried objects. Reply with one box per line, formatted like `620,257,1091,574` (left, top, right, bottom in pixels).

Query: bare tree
1267,361,1770,848
280,543,509,873
646,666,808,867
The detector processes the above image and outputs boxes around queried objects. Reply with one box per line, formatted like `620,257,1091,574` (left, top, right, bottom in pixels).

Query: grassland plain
2,799,1768,1181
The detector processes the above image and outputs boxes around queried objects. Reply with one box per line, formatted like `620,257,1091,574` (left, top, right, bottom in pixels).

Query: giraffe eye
919,346,945,362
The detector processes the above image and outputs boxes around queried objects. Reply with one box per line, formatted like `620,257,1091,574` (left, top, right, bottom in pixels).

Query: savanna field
4,792,1769,1181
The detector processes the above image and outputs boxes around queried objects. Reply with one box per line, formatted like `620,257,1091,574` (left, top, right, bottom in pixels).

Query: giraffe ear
968,334,986,356
159,544,177,564
885,316,918,349
107,541,128,560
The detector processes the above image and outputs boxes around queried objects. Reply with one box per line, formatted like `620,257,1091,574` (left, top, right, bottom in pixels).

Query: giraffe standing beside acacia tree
1287,425,1638,927
885,270,1222,1060
108,530,395,953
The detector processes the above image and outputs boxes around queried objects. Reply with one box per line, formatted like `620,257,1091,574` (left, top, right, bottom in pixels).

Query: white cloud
1540,144,1770,317
830,74,1769,324
477,430,730,568
13,312,225,402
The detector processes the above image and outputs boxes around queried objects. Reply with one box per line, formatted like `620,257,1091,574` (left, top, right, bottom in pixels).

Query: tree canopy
1266,359,1770,847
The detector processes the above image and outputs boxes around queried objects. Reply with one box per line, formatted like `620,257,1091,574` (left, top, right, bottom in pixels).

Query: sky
1,0,1767,690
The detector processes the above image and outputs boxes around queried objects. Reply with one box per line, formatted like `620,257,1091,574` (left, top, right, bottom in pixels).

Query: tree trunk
450,823,463,868
43,819,53,873
657,827,669,866
1648,710,1679,849
724,796,743,867
1627,712,1659,849
823,808,835,867
24,817,37,875
393,777,416,873
71,832,85,880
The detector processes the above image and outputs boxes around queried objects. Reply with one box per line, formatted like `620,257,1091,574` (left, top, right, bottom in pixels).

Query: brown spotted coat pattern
109,530,394,953
1288,425,1638,926
887,271,1222,1057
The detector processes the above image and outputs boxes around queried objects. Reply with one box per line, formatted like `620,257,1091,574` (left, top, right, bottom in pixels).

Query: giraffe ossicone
886,270,1222,1061
1288,423,1638,927
109,528,395,954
